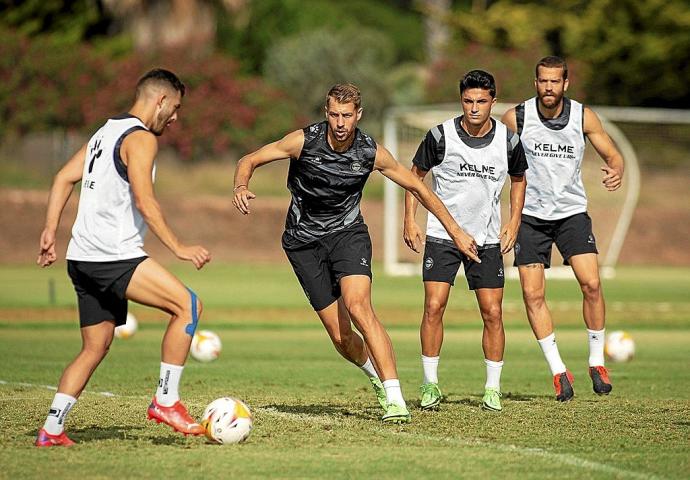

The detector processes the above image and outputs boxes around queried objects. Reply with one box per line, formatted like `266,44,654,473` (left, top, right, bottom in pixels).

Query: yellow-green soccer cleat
381,403,411,424
482,387,503,412
420,382,443,410
369,377,388,411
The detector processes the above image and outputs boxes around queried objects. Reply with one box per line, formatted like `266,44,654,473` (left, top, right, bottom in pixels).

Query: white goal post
382,103,651,279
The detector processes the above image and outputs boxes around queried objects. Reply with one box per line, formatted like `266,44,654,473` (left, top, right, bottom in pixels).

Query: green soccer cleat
369,377,388,411
482,387,503,412
420,382,443,410
381,403,411,424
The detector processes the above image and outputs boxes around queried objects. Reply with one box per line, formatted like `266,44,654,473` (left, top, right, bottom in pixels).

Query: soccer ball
201,397,253,444
605,330,635,362
190,330,222,362
114,313,138,339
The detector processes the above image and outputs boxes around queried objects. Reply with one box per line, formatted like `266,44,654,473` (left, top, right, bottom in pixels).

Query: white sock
155,362,184,407
484,359,504,390
421,355,439,384
43,392,77,435
587,328,606,367
359,357,379,379
537,333,567,376
382,379,406,407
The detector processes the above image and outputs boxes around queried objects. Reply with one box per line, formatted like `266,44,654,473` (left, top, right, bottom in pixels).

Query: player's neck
460,116,492,137
128,104,154,130
326,128,355,153
537,99,565,119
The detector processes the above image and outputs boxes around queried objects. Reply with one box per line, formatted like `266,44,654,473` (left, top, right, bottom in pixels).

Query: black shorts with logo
513,212,598,268
67,256,147,327
284,223,373,311
422,237,505,290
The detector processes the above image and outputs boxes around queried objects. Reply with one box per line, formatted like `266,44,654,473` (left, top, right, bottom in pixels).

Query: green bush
263,27,396,128
0,28,302,159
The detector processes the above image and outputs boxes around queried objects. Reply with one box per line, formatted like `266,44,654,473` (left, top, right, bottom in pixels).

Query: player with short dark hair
35,69,211,446
404,70,528,412
502,56,625,401
233,83,480,423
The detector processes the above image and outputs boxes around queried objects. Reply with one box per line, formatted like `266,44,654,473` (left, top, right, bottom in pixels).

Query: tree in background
566,0,690,108
263,27,396,131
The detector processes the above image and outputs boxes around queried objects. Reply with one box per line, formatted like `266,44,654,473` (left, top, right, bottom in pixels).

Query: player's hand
233,185,256,215
451,229,481,263
500,220,520,254
37,228,57,268
176,245,211,270
601,166,622,191
403,220,424,253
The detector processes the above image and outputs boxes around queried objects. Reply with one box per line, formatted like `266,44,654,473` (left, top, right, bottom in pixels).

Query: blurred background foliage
0,0,689,160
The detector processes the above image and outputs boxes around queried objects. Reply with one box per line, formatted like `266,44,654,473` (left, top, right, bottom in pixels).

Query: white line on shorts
0,380,662,479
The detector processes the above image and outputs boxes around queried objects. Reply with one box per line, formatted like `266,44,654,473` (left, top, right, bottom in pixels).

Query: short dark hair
536,56,568,80
326,83,361,109
136,68,185,98
459,70,496,98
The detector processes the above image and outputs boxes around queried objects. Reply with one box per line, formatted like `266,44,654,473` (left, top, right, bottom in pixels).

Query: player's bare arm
123,130,210,269
500,107,518,133
374,143,480,263
402,164,427,253
584,107,625,192
233,129,305,215
37,143,88,268
500,174,526,254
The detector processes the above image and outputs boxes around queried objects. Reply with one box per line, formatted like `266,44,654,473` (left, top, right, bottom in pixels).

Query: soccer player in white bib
404,70,528,412
501,56,625,401
35,69,211,446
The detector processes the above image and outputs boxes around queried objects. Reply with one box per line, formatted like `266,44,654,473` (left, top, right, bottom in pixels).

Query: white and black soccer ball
201,397,253,444
114,313,138,339
605,330,635,363
190,330,222,362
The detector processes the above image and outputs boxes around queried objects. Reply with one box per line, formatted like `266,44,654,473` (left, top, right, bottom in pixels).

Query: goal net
381,102,656,279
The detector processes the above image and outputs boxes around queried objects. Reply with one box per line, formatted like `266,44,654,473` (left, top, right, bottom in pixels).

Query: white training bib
521,97,587,220
426,118,509,247
66,115,153,261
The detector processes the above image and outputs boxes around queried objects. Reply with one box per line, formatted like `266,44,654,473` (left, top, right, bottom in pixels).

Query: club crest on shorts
498,267,504,277
350,161,362,172
588,234,596,245
424,257,434,270
514,243,521,255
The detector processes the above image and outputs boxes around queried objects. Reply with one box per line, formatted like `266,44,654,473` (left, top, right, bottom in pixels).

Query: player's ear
563,78,569,93
356,108,363,122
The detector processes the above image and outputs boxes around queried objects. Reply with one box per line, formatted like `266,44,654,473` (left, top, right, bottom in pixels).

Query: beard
539,91,563,109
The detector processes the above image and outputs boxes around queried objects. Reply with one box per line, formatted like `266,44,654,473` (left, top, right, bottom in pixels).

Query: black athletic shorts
422,237,505,290
513,212,598,268
284,223,373,311
67,256,147,327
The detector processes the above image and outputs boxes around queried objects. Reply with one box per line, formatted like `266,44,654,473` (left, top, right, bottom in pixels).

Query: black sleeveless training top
282,121,377,250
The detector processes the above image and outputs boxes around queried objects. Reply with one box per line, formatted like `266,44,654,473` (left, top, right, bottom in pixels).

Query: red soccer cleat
35,428,75,447
589,366,613,395
147,397,204,436
553,370,575,402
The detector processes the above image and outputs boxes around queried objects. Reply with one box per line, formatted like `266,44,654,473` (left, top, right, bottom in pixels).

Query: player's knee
423,298,447,323
522,286,545,307
345,298,375,327
480,304,503,327
580,278,601,300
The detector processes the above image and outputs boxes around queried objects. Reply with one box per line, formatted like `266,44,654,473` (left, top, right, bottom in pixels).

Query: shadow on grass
28,423,203,446
262,403,375,421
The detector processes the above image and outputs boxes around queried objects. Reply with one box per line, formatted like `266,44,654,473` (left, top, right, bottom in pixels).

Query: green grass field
1,264,689,479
